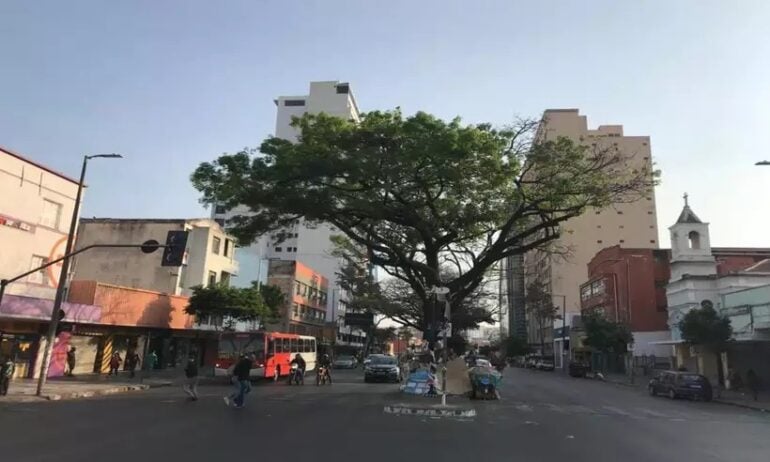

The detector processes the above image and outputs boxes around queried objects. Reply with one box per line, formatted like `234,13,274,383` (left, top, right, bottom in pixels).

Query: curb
383,404,476,418
713,398,770,413
43,381,172,401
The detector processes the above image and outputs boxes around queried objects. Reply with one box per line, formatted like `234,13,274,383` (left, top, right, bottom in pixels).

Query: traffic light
161,230,189,267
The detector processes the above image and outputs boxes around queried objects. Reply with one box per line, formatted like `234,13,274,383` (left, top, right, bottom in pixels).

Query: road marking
602,405,631,416
523,420,539,425
566,435,575,439
514,404,533,412
566,405,594,414
545,403,566,413
637,408,668,418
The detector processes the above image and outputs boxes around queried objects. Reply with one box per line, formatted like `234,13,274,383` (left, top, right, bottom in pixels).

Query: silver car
333,355,357,369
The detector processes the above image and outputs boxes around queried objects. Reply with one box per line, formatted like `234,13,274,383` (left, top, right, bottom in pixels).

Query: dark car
364,354,401,383
648,371,713,401
568,361,589,378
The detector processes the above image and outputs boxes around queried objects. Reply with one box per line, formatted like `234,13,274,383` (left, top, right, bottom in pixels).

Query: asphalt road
1,367,768,462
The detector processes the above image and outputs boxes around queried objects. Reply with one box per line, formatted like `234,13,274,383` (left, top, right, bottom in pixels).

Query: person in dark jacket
1,356,14,396
183,357,199,401
224,354,253,408
65,347,76,376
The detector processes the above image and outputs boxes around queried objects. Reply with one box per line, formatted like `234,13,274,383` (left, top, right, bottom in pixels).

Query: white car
333,355,357,369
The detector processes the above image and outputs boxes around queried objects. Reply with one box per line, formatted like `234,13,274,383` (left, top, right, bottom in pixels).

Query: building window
214,204,227,214
284,99,305,106
295,282,301,295
224,239,231,257
40,199,62,229
275,247,282,252
647,211,653,215
650,240,656,244
220,271,231,287
212,236,221,255
336,83,349,94
28,255,49,284
597,240,603,244
617,211,623,215
208,271,217,287
620,240,625,243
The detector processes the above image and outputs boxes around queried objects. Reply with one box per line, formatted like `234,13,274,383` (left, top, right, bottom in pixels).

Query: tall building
71,218,239,297
501,109,659,353
214,81,364,345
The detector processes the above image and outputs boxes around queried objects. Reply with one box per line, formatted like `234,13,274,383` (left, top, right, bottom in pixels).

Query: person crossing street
224,353,253,409
182,357,199,401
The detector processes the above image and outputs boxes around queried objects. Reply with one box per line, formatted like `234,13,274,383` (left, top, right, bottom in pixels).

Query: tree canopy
191,110,654,326
582,310,633,354
185,283,284,329
678,304,732,352
525,280,559,352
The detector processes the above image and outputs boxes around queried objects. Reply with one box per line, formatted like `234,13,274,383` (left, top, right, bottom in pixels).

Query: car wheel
668,389,676,400
648,386,656,397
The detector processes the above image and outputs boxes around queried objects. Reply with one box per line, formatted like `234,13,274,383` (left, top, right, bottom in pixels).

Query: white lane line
566,405,595,414
545,403,567,413
637,408,669,418
602,405,631,417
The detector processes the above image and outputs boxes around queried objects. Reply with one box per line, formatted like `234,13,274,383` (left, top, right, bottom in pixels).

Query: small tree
525,280,558,355
582,310,633,371
502,335,531,358
185,283,283,329
678,304,732,350
678,303,732,374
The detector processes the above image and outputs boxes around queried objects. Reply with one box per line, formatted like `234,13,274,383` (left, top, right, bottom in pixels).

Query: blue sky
2,0,770,247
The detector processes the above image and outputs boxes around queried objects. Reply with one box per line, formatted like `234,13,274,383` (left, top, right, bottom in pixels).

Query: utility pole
36,154,122,396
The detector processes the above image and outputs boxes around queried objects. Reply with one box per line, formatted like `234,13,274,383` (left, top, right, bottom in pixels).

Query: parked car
525,356,540,369
333,355,357,369
648,371,713,401
536,359,555,371
364,354,401,383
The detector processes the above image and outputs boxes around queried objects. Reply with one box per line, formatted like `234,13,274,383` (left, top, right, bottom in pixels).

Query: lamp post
553,294,567,372
36,153,122,396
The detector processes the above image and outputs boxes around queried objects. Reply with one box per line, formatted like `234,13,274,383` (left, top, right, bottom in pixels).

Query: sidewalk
599,372,770,412
1,371,173,402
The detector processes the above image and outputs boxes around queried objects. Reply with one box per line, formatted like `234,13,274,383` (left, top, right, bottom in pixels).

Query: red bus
214,331,317,379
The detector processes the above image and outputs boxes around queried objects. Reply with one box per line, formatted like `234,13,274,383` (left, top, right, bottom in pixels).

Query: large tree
191,110,654,330
582,309,634,355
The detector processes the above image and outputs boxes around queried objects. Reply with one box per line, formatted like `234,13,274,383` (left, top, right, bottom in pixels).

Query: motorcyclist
290,353,306,383
318,353,332,384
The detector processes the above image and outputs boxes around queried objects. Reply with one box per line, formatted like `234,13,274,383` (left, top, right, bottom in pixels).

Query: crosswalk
493,400,735,422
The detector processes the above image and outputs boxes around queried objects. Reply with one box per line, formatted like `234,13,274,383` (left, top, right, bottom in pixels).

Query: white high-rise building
214,81,365,346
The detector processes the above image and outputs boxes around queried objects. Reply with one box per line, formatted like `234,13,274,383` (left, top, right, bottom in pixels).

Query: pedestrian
0,356,14,396
65,346,76,377
224,353,253,409
126,351,140,378
747,369,760,401
182,357,199,401
109,352,122,376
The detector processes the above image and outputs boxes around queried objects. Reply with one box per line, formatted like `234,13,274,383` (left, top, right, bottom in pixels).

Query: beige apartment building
521,109,659,352
0,146,80,300
70,218,239,297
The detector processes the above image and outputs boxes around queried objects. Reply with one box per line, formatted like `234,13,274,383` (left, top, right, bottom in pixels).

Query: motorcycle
316,365,331,386
288,363,304,385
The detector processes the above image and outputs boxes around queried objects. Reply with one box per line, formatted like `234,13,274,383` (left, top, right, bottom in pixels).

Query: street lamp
36,153,122,396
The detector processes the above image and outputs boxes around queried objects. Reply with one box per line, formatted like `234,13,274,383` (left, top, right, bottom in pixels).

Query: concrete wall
529,109,659,318
0,148,80,300
71,219,238,296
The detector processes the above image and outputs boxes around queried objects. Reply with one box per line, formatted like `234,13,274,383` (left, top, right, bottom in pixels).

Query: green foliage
582,310,633,354
678,305,732,352
192,110,654,327
185,283,283,328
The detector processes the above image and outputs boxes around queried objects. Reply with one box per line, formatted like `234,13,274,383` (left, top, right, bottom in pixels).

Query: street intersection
1,368,768,462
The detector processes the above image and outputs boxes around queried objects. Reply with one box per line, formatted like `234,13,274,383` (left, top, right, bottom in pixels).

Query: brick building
581,243,770,357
